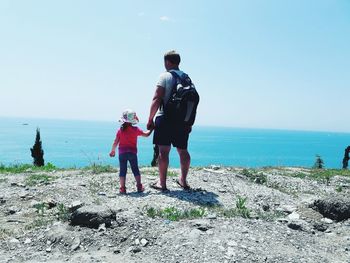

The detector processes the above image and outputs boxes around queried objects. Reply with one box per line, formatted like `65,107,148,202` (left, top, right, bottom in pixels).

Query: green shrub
25,173,56,186
145,206,206,221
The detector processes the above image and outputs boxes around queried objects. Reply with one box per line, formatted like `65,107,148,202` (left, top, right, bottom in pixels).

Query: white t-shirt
156,70,185,117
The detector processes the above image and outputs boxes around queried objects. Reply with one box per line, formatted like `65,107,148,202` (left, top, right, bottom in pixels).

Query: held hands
147,119,155,131
109,151,115,157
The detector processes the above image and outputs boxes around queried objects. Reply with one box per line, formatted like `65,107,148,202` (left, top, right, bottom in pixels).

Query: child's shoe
137,184,144,193
119,186,126,194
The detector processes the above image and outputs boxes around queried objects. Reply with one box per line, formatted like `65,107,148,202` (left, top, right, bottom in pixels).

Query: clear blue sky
1,0,349,132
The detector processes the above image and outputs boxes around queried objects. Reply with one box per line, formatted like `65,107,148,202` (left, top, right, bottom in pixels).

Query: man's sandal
176,179,191,190
149,182,168,192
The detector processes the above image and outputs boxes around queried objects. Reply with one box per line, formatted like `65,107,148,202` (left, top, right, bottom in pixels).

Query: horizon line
1,115,349,135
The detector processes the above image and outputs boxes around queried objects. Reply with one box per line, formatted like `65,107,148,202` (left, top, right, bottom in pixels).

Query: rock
206,214,217,220
9,238,20,244
313,223,328,232
0,196,6,204
280,205,297,214
70,205,116,229
130,247,141,253
70,237,81,251
11,182,25,187
226,247,236,257
321,218,333,224
287,212,300,220
68,201,84,213
134,239,140,245
227,240,238,247
141,238,148,247
46,247,52,253
191,219,213,232
113,248,121,254
262,203,270,211
24,238,32,244
287,221,303,231
98,192,106,196
210,165,221,170
311,197,350,221
98,223,106,232
45,198,57,209
6,206,20,215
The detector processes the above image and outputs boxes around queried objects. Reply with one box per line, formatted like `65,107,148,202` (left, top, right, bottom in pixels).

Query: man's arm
147,85,165,130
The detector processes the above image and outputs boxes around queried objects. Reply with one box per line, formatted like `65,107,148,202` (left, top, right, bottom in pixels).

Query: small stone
141,238,148,247
262,204,270,211
70,237,81,251
131,247,141,253
227,240,238,247
134,239,140,245
45,198,57,209
98,192,106,196
7,206,20,215
24,238,32,244
210,165,221,170
288,222,302,231
287,212,300,220
98,223,106,232
68,201,84,212
226,247,236,257
46,247,52,253
9,238,20,244
321,218,333,224
113,248,121,254
206,214,217,220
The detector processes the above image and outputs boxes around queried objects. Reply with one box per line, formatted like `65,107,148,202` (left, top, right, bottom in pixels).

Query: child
109,109,152,194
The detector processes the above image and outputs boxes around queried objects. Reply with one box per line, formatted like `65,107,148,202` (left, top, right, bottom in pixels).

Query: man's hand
147,118,155,130
109,151,115,157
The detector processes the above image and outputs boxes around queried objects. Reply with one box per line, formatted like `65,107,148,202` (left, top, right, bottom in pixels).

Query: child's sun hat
119,109,139,125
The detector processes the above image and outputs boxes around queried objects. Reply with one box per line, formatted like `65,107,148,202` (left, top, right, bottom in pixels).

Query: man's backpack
163,71,199,126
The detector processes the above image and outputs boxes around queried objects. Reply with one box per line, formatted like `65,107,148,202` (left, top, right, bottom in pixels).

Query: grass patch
84,164,117,174
256,210,286,221
56,203,70,221
33,202,49,215
241,169,267,185
288,169,350,184
145,206,206,221
167,170,178,177
335,185,343,192
0,177,8,183
0,162,58,174
25,218,52,230
0,228,14,239
25,173,57,186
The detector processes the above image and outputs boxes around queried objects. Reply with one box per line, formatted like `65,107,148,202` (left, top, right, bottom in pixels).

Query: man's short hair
164,50,181,65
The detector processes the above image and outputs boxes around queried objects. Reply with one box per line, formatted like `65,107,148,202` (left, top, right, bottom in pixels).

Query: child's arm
140,129,153,137
109,136,120,157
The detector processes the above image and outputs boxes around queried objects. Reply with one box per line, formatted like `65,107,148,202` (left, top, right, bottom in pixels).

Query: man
147,50,192,191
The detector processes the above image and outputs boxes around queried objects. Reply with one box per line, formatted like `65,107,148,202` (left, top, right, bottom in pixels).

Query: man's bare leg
158,145,171,189
177,148,191,186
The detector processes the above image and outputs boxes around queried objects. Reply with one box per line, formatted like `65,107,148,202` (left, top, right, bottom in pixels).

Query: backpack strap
160,70,179,111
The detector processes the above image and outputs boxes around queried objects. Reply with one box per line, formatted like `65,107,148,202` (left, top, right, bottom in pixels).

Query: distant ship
22,123,29,126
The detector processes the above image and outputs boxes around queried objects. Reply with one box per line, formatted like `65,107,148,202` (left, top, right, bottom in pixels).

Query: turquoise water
0,117,349,168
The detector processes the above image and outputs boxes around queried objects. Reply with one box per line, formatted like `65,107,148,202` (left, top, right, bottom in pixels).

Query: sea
1,117,349,169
